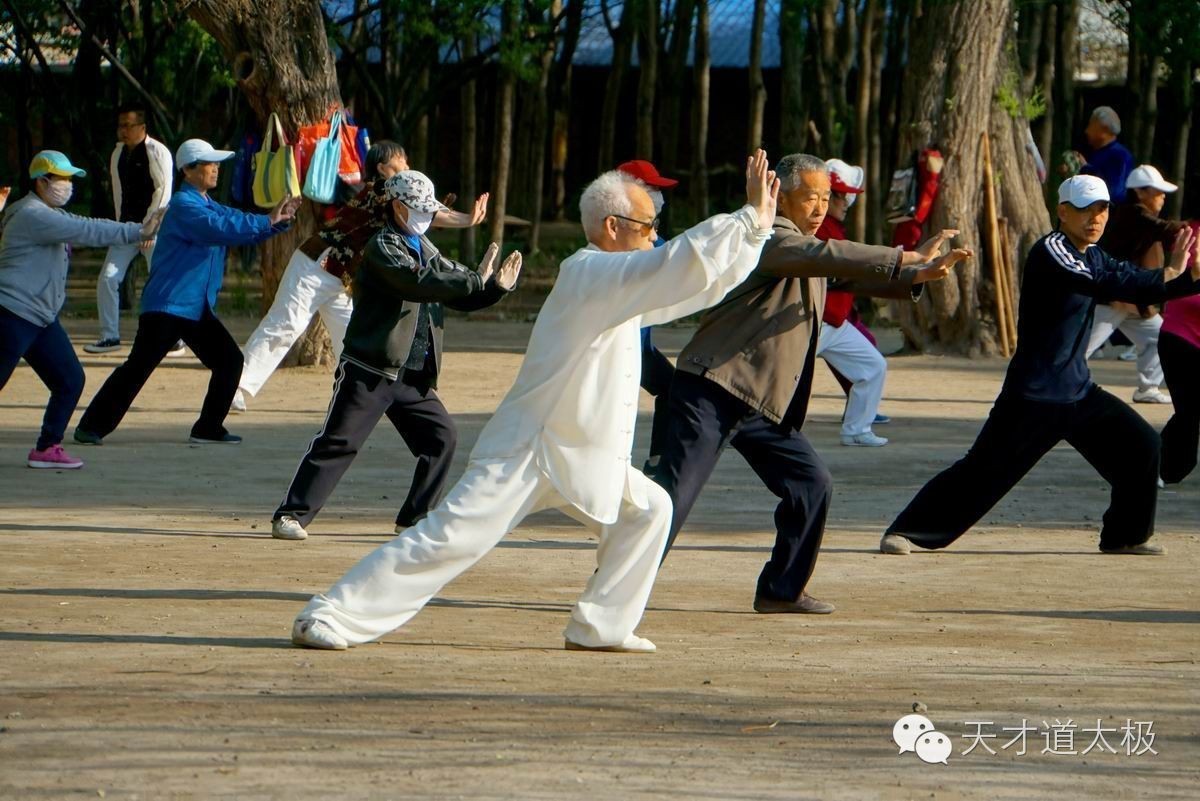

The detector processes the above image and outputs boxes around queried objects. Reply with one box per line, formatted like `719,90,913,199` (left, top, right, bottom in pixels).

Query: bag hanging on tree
303,111,347,203
297,109,362,184
252,113,300,208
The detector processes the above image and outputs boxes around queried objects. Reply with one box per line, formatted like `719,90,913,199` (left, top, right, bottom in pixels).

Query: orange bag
297,109,363,184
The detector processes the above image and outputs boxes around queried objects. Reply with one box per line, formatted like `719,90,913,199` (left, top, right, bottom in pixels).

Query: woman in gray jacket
0,150,160,469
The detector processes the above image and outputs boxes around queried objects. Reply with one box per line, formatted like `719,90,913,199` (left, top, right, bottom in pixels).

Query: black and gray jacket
341,223,510,383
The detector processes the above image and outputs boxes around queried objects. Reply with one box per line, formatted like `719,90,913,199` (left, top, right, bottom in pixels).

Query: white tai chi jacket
470,205,772,525
108,134,173,224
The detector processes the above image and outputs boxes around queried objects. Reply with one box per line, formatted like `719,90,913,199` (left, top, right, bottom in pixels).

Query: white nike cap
1057,175,1110,208
1125,164,1178,194
175,138,235,170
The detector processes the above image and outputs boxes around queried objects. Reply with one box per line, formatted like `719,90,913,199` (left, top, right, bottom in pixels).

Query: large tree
186,0,342,366
893,0,1051,355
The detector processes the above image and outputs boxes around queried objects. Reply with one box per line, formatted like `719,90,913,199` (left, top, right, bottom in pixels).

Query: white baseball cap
1125,164,1178,194
1057,175,1110,208
175,138,235,170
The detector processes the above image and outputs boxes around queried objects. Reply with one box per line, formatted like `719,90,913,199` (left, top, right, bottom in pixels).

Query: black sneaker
83,338,121,354
188,432,243,445
73,427,103,445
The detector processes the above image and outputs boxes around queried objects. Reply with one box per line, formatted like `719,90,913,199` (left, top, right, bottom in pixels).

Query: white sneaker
230,389,247,414
1132,388,1171,404
565,634,657,653
879,533,912,554
1117,346,1138,362
272,516,308,540
166,340,187,357
291,618,348,650
842,432,889,447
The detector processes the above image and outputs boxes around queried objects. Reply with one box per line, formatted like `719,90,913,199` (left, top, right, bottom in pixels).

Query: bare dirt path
1,318,1196,800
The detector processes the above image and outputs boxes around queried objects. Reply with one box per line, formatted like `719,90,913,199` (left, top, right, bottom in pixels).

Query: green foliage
995,67,1046,122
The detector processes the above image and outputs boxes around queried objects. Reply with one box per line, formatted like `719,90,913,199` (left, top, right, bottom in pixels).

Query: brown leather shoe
753,593,836,614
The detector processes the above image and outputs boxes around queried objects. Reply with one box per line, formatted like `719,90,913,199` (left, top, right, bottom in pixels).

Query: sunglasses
611,214,661,237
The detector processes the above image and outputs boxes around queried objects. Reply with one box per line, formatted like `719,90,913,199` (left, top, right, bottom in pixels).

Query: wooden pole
980,131,1010,357
997,217,1019,348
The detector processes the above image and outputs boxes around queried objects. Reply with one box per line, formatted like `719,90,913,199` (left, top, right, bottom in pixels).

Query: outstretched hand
1164,225,1199,282
477,242,500,284
914,247,973,284
433,192,490,229
139,206,168,241
745,148,780,231
496,250,523,289
269,195,302,226
915,229,960,262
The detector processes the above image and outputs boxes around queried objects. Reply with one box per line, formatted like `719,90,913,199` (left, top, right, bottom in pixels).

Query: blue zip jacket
142,182,284,319
1001,232,1200,403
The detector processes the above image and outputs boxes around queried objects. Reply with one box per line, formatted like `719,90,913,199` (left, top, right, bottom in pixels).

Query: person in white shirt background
289,149,780,653
84,104,175,356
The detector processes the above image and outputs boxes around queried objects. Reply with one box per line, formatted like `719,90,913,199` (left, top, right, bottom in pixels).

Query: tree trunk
894,0,1050,355
529,2,561,253
865,0,886,245
187,0,342,367
746,0,767,152
1124,14,1160,163
778,0,807,151
851,0,879,242
459,34,478,263
410,63,431,168
657,0,695,175
488,1,519,249
690,0,711,219
1165,59,1193,219
809,0,855,158
1051,0,1079,177
550,1,584,221
599,0,635,171
635,0,658,159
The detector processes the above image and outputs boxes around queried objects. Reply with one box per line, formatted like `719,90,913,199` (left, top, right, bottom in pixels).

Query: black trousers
888,385,1160,550
653,371,833,602
274,359,456,528
640,333,676,469
1159,331,1200,485
79,309,242,440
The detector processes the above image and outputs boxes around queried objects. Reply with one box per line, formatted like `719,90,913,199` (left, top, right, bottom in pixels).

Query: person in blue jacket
75,139,300,445
1,150,161,469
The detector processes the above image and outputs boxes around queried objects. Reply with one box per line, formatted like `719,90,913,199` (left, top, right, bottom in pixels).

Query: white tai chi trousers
239,248,354,397
98,241,155,342
816,321,887,437
1085,305,1164,392
298,451,673,648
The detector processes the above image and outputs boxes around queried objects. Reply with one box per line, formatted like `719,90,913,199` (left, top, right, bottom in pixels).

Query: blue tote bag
302,111,344,203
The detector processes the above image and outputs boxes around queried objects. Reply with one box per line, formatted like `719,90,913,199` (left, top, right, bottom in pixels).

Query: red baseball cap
617,159,678,188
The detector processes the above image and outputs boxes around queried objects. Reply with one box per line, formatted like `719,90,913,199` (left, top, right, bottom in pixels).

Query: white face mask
403,208,435,236
41,179,73,208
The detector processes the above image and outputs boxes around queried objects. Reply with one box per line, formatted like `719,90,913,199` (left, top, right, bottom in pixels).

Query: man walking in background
84,104,175,356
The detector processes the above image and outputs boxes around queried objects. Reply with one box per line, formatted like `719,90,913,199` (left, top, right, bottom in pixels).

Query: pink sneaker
27,444,84,470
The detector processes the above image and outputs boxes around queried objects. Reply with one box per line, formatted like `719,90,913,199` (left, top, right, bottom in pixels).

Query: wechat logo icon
894,713,952,765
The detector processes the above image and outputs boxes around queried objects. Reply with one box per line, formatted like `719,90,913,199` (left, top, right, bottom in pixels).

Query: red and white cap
617,160,678,188
825,158,865,194
1125,165,1178,194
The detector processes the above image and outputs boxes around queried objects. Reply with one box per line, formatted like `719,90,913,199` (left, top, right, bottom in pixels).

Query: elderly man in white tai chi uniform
291,150,781,653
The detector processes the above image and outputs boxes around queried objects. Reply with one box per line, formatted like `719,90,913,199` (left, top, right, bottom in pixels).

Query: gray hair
776,153,830,192
1091,106,1121,136
579,170,640,237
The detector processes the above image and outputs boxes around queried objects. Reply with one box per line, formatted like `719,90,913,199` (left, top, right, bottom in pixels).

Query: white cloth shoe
1132,388,1171,404
230,389,247,413
842,431,889,447
166,340,187,358
565,634,657,653
879,533,912,554
291,618,349,650
272,516,308,540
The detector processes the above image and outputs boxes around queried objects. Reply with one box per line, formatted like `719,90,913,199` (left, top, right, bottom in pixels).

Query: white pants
98,241,155,341
299,451,672,648
239,249,353,397
817,321,887,437
1085,305,1164,392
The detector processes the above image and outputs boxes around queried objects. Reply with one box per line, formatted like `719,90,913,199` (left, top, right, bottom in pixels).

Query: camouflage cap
381,170,449,214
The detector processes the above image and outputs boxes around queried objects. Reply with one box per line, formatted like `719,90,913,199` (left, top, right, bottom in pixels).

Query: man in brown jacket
652,153,970,614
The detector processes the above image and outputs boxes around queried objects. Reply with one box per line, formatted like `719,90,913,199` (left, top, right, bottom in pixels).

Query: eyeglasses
611,214,660,237
117,121,145,130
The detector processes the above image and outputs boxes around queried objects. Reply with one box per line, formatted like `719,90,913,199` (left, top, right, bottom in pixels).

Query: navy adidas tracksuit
887,232,1200,550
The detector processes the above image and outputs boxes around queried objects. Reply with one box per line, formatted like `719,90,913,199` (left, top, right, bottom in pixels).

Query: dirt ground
1,316,1196,800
